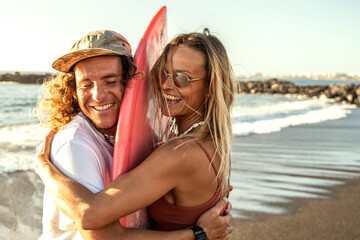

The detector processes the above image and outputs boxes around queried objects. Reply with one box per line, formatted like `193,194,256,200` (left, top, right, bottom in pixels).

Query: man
36,30,232,239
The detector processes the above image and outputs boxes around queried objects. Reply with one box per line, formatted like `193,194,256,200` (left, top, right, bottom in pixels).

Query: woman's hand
33,130,56,173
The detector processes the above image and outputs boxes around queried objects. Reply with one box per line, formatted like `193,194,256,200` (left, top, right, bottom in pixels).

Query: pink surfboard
111,6,167,228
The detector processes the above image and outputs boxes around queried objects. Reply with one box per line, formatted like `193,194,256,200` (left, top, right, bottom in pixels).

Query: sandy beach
0,171,43,239
1,109,359,239
231,178,360,240
230,108,360,240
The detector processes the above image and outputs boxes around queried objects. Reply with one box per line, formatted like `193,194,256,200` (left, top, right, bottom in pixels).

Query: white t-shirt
40,112,113,240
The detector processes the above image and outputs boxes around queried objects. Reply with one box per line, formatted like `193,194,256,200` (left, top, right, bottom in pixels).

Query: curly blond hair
150,29,235,194
35,72,79,132
36,55,136,132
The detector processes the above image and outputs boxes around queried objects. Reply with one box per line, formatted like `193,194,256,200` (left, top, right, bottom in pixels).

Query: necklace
175,121,205,139
104,133,115,146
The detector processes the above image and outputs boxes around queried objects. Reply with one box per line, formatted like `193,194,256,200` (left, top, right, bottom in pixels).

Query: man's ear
73,91,78,100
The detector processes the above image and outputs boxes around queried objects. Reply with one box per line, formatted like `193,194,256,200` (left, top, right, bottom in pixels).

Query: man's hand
197,197,233,240
33,130,56,173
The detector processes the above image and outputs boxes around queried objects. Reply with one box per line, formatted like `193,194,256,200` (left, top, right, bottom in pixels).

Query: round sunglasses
161,70,204,89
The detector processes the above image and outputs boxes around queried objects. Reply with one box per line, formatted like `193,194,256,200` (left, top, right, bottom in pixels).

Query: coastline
230,108,360,239
0,72,50,84
231,178,360,240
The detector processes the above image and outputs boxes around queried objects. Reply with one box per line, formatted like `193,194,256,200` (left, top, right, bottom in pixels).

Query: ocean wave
0,124,45,173
232,95,355,136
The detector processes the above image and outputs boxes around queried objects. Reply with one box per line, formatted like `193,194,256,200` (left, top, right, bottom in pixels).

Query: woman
35,28,235,237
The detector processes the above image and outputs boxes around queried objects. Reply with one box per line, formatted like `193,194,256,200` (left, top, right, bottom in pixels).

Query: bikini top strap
194,141,219,177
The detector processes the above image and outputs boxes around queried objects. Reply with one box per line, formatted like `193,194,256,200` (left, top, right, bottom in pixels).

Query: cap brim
52,48,128,73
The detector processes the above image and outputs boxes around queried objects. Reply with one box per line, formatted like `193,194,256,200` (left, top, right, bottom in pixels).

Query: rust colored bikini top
148,141,223,231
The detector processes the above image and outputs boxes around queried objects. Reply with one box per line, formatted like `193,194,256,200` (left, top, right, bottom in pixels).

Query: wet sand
230,108,360,239
231,178,360,240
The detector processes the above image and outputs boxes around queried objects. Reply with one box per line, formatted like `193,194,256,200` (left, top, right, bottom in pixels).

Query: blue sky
0,0,359,75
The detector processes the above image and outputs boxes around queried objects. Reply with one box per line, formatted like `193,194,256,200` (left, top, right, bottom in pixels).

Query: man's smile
91,103,115,111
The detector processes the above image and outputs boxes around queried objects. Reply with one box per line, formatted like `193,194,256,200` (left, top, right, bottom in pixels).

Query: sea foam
232,94,355,136
0,124,45,173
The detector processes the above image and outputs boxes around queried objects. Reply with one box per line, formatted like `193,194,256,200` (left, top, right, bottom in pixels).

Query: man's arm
49,138,109,230
78,221,195,240
76,197,233,240
40,134,193,239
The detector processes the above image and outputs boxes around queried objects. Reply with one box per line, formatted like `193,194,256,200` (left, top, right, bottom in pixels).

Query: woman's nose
161,74,174,89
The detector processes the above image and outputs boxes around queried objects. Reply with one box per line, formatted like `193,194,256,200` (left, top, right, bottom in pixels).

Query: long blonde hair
150,29,235,194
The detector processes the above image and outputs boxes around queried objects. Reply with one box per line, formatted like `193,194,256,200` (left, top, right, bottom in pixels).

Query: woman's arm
77,221,196,240
35,132,197,230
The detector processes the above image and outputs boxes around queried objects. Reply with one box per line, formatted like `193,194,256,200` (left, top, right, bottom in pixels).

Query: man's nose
91,82,107,102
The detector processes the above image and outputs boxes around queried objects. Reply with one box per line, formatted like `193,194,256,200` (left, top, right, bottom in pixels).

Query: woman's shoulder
159,137,197,151
156,137,213,163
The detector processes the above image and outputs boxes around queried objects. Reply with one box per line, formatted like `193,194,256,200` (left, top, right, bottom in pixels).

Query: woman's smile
163,93,181,105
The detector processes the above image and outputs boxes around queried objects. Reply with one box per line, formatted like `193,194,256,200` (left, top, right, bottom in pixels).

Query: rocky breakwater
0,72,50,84
237,78,360,107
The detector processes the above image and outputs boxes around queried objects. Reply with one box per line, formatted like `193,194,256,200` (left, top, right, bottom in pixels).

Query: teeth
93,103,113,111
164,94,180,101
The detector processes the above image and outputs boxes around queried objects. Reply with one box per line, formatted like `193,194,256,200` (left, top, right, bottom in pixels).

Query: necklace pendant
169,117,179,136
176,121,205,139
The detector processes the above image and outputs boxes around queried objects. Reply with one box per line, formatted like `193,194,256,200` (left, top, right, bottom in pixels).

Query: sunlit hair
35,56,136,132
150,29,235,194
